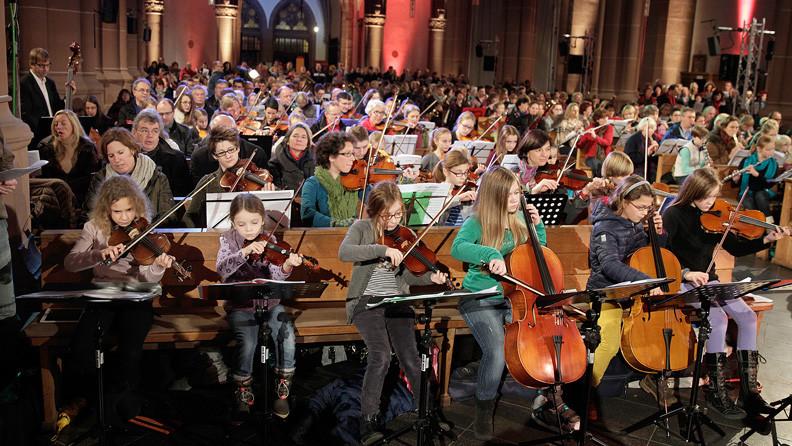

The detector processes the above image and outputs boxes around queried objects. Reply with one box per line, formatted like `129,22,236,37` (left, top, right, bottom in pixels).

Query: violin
340,155,403,191
500,194,586,388
107,218,192,281
534,166,595,192
700,198,781,240
622,212,695,373
220,158,275,192
378,225,455,289
459,129,481,141
243,233,320,272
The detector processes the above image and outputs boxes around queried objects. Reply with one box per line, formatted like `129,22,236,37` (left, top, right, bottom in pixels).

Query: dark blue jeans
458,297,512,400
227,305,296,380
744,189,772,218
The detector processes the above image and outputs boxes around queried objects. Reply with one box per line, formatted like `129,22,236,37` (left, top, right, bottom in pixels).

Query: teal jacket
450,214,546,297
300,175,366,227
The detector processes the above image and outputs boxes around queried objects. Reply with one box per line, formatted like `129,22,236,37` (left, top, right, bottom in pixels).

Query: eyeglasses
628,201,654,213
459,123,474,130
448,169,469,179
370,110,385,116
213,146,239,158
336,151,355,158
382,211,404,221
135,128,160,135
34,62,52,68
135,88,151,94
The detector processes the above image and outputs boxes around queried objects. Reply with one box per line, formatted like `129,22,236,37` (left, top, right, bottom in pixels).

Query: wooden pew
26,226,748,428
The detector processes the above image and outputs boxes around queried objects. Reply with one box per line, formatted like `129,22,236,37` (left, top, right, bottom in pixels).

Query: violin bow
705,187,750,275
311,115,340,141
101,172,218,265
556,121,609,183
229,148,258,191
400,184,472,260
358,89,401,218
644,129,649,179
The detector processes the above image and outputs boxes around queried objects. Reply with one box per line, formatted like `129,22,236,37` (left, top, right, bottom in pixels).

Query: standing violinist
450,166,574,440
301,132,365,227
63,175,172,422
217,193,302,422
587,177,668,419
183,126,275,228
338,181,449,445
434,148,477,226
663,168,790,419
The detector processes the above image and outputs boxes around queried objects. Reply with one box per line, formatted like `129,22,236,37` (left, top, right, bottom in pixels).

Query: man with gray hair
189,112,269,184
117,78,152,128
156,98,195,154
132,110,193,196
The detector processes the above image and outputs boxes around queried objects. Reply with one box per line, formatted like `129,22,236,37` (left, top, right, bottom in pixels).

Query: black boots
704,353,746,419
736,350,773,415
273,370,294,419
474,397,495,440
231,376,254,423
359,413,383,446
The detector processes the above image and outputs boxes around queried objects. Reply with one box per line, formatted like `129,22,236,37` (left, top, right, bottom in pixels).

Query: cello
621,209,696,373
64,42,80,111
500,194,587,388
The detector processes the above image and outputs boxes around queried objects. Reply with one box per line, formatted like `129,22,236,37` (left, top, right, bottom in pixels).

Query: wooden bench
25,226,754,428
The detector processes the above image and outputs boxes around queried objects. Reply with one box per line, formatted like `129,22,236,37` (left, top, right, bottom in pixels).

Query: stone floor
34,254,792,445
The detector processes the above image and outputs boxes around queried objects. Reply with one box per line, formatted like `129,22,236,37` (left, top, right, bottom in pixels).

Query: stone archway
270,0,317,67
241,0,267,65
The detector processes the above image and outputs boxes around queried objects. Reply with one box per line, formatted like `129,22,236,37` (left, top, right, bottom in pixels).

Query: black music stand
520,278,673,446
739,393,792,445
19,282,161,446
366,288,500,446
200,280,327,444
621,280,779,445
524,193,568,226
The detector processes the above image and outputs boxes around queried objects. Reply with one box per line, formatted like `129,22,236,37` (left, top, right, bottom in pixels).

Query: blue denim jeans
227,305,296,380
744,190,772,218
458,297,512,400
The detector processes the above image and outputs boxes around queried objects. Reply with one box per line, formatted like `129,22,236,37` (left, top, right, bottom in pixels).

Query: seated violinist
435,148,477,225
420,127,453,173
219,93,243,123
484,124,520,168
337,91,356,118
451,111,478,142
310,101,345,137
301,132,366,227
359,99,387,133
190,114,269,185
349,126,419,184
183,126,275,228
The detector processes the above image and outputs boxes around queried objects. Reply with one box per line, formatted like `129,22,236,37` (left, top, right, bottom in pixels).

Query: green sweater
450,215,546,297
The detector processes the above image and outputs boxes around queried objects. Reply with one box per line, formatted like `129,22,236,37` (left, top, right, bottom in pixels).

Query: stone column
215,0,240,64
428,10,446,75
143,0,164,64
363,8,386,69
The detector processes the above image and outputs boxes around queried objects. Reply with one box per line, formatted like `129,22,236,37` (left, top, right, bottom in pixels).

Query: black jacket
116,102,142,129
165,120,195,153
37,135,101,203
587,199,666,290
268,146,316,192
310,113,346,138
20,72,65,131
190,137,268,185
143,138,193,197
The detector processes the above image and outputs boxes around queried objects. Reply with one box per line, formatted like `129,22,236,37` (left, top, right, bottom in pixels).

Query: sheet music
657,138,688,154
206,190,294,229
399,183,452,226
727,149,751,167
0,160,49,182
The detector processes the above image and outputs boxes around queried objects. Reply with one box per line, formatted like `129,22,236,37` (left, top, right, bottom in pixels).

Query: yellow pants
591,302,623,387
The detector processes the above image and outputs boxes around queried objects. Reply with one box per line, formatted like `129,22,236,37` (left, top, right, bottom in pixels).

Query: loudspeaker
766,40,775,61
143,26,151,42
483,56,495,71
708,36,721,56
475,44,483,58
559,41,570,57
718,54,739,82
127,17,137,34
102,0,118,23
568,55,585,74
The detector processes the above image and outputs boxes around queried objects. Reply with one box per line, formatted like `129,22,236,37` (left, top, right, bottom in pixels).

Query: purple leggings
682,281,758,353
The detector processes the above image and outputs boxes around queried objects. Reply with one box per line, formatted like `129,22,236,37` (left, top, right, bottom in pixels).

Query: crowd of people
11,45,792,444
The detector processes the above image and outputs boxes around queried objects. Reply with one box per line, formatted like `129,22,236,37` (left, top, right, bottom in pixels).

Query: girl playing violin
450,167,580,439
63,175,173,420
420,127,452,173
587,177,667,418
484,124,520,168
217,193,303,421
349,127,420,184
301,131,364,227
192,108,209,140
663,168,790,418
451,111,478,142
738,135,778,220
338,181,448,445
434,148,477,226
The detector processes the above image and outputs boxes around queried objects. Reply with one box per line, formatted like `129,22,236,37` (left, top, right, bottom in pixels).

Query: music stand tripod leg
575,292,607,446
256,303,272,444
67,320,112,446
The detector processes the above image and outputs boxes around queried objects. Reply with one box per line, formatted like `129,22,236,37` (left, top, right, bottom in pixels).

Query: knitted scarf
106,154,156,189
314,166,358,220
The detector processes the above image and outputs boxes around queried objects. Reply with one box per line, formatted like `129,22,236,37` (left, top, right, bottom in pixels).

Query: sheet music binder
198,280,328,302
523,192,568,226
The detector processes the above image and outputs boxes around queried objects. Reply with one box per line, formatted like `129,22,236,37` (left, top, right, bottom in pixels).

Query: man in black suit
117,78,152,129
20,48,75,134
132,110,193,197
156,98,195,154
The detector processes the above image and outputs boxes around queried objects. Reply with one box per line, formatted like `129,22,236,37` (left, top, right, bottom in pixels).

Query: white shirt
32,72,53,117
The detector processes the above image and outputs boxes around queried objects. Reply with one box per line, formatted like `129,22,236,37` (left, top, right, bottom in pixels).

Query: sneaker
639,375,678,406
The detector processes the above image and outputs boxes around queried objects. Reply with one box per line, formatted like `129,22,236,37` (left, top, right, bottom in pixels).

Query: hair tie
624,180,651,196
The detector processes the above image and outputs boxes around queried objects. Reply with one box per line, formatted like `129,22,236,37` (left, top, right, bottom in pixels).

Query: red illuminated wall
161,0,218,66
382,0,431,73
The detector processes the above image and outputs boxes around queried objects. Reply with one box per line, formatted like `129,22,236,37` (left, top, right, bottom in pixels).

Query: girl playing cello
217,193,303,421
450,167,582,439
339,181,448,445
663,168,790,418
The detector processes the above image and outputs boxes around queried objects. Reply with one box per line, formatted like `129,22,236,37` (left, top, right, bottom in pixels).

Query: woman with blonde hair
451,111,477,142
37,109,101,203
554,102,584,151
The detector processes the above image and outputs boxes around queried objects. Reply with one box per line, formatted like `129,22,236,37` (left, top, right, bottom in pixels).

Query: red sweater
578,124,614,159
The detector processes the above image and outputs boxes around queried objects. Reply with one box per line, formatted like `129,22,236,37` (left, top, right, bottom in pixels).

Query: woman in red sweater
578,108,614,177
